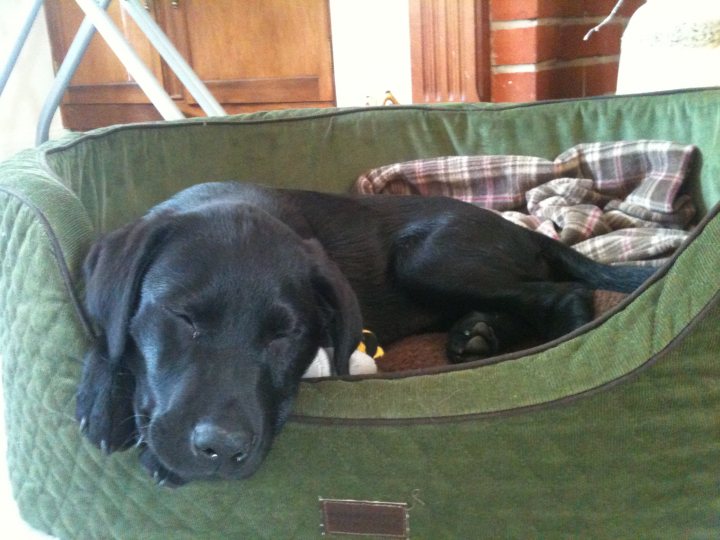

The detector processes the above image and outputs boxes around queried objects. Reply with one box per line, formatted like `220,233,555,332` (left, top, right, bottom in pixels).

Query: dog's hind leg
415,279,594,361
391,220,595,359
439,281,592,362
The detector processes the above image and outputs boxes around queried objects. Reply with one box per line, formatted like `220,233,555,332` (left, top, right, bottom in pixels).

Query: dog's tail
540,235,657,293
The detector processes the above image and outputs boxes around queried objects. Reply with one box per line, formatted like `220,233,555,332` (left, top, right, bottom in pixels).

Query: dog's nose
191,421,254,464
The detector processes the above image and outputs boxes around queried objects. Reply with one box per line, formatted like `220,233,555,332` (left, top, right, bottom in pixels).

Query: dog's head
77,202,362,484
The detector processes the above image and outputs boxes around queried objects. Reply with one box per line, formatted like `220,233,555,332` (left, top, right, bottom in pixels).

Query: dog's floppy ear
77,214,172,452
305,240,363,376
84,215,171,359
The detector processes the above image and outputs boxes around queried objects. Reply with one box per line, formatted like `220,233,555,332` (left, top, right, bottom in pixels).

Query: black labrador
77,181,653,486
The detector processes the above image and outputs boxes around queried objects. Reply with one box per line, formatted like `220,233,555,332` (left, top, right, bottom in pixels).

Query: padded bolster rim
0,185,93,338
41,88,720,157
291,289,720,426
291,201,720,421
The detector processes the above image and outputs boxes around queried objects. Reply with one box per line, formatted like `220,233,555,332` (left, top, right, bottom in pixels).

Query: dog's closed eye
164,307,201,340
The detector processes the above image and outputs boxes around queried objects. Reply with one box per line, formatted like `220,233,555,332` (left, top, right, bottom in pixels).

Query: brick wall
489,0,645,102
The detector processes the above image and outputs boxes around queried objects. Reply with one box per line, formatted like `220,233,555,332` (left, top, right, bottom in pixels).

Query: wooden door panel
45,0,164,104
163,0,335,105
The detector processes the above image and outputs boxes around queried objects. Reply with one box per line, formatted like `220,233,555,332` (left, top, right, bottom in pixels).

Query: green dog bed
0,88,718,539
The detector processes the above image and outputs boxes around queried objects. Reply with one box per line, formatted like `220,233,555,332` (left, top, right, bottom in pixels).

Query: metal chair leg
36,0,113,144
73,0,184,121
4,0,225,146
121,0,225,117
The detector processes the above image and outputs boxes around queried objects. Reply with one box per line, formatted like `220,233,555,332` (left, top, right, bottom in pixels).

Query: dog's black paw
138,446,187,488
446,312,500,363
76,352,137,453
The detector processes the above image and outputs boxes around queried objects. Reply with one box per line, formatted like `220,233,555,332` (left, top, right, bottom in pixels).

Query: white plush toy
302,348,377,378
302,330,383,378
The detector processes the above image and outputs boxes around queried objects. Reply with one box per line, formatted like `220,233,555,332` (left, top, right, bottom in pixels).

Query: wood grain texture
162,0,335,105
410,0,486,103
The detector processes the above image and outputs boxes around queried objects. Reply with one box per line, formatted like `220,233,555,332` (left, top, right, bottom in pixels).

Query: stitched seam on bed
41,88,720,156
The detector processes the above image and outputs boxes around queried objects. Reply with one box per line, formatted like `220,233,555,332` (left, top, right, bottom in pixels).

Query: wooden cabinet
44,0,336,130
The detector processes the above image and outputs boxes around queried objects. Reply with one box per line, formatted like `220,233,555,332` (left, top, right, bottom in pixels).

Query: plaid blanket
354,141,699,265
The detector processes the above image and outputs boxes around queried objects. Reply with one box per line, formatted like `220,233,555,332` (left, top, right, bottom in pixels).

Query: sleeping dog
77,181,654,486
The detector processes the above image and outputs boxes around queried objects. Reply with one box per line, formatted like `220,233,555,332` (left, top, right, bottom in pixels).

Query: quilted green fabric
0,88,719,539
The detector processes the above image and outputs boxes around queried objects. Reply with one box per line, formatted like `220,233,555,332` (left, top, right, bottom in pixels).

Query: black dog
77,181,653,485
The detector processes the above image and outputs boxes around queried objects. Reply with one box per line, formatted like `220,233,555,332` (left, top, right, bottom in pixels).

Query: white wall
329,0,413,107
0,0,64,160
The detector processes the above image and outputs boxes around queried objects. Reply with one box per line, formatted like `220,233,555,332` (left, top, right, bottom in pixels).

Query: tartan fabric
355,141,699,265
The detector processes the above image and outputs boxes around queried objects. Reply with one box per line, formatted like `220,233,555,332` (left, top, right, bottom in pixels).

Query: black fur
77,181,654,485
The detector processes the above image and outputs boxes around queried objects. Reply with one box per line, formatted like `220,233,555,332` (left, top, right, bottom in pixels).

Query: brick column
489,0,645,102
